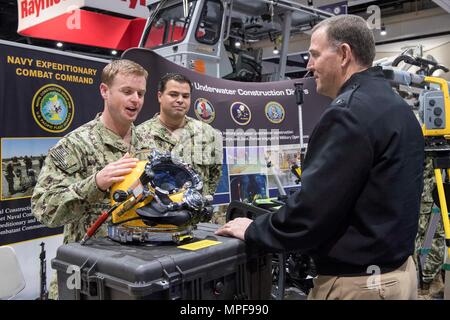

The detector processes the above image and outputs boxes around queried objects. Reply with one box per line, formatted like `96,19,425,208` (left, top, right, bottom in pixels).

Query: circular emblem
265,101,285,124
230,102,251,126
32,84,74,133
194,98,215,123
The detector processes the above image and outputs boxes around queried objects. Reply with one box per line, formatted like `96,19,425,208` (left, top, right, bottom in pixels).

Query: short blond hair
101,59,148,86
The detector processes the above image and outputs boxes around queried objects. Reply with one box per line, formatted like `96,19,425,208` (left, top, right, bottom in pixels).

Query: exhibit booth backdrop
0,40,329,299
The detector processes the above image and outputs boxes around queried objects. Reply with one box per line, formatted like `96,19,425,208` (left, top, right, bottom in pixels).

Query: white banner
18,0,84,32
17,0,151,32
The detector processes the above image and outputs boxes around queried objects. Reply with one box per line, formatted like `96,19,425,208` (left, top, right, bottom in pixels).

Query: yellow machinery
420,76,450,138
385,66,450,299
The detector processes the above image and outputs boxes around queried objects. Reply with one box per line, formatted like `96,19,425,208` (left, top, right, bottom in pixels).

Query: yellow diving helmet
107,149,213,244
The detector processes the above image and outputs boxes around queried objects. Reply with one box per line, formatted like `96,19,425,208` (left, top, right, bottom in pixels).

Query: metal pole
259,0,333,18
295,82,305,152
276,10,292,80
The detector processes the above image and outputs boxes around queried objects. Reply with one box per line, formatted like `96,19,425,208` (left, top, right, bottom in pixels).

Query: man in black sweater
216,15,424,299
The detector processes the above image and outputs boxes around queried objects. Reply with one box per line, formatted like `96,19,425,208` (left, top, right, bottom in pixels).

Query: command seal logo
230,102,251,126
265,101,285,124
194,98,215,123
32,84,74,133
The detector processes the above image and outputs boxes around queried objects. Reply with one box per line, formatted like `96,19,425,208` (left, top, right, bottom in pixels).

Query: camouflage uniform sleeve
420,156,435,215
31,139,105,227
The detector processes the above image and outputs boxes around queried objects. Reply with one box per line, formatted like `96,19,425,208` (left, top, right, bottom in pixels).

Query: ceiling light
56,42,63,48
380,24,387,36
234,40,241,48
273,46,279,55
303,54,309,60
111,50,118,55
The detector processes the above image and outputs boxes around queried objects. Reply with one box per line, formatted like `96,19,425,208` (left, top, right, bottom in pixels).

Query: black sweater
245,67,425,275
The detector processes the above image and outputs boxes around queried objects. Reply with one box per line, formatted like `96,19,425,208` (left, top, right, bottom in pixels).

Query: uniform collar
149,113,195,145
93,112,143,153
337,66,384,96
153,113,193,128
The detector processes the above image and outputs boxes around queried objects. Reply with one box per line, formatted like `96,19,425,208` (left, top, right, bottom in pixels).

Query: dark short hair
158,73,192,93
312,15,375,67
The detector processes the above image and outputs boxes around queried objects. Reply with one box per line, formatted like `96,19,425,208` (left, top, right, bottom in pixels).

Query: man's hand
214,217,253,240
95,153,139,191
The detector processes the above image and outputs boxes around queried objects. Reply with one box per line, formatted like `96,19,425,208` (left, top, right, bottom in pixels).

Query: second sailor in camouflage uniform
138,115,223,197
137,73,223,201
415,157,445,289
31,59,148,299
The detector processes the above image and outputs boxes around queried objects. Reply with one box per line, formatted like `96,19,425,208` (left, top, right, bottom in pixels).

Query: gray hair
312,15,375,67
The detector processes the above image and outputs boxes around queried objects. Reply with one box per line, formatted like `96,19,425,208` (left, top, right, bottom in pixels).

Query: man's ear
100,83,108,99
340,43,353,67
157,91,162,103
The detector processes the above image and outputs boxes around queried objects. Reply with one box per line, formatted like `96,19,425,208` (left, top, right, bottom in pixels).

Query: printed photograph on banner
1,137,60,201
215,157,230,194
267,144,302,189
226,146,268,175
229,173,268,204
